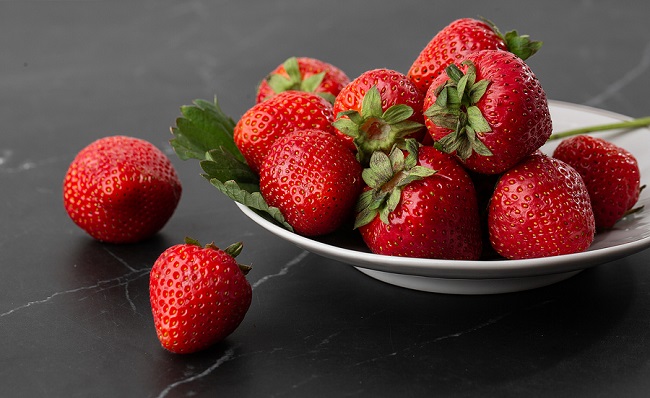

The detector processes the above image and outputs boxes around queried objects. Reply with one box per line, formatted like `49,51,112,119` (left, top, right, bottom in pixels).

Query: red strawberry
552,135,643,229
488,151,595,259
424,49,552,174
259,129,363,236
332,68,426,164
355,141,482,260
233,90,335,174
256,56,350,103
149,238,252,354
63,135,182,244
407,17,541,94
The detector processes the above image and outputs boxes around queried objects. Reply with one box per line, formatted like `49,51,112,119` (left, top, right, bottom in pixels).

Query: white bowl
236,101,650,294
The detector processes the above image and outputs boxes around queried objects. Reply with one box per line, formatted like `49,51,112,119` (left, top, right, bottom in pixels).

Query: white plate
236,101,650,294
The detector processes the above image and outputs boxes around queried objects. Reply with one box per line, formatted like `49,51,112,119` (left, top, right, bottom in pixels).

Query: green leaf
503,30,543,60
382,104,414,124
445,64,464,82
424,104,458,130
388,145,405,173
200,148,259,194
267,74,293,94
455,132,474,160
403,139,418,169
469,79,490,103
170,97,240,162
456,74,469,103
301,71,326,93
332,118,360,138
384,188,402,216
284,56,302,85
209,179,293,231
267,57,302,94
437,131,460,154
171,95,299,233
360,86,384,119
480,17,542,60
466,106,492,133
365,151,394,187
337,109,364,125
435,85,449,107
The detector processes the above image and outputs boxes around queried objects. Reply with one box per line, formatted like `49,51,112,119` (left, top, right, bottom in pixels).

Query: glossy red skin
256,57,350,103
408,18,507,94
234,91,335,174
62,135,182,244
424,50,552,175
359,146,482,260
553,135,641,229
488,152,595,260
333,68,426,150
149,243,252,354
259,129,363,236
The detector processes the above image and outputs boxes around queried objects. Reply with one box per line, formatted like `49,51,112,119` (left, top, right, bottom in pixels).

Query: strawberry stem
548,116,650,141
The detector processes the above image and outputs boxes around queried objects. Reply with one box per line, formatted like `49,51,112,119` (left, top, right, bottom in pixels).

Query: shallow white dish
236,101,650,294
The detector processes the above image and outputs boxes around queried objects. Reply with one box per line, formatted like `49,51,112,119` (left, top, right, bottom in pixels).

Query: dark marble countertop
3,1,650,397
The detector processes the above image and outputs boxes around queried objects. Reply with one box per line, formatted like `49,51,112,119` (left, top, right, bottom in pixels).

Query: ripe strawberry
233,90,335,174
424,50,552,174
256,56,350,103
552,135,643,229
63,135,182,244
332,68,426,164
149,238,252,354
259,129,363,236
488,151,595,260
355,141,482,260
407,17,541,94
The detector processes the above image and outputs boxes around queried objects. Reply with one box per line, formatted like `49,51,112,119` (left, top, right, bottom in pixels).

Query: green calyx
482,17,543,60
333,85,424,166
424,60,493,161
184,237,251,275
184,237,243,257
266,57,335,103
354,139,436,229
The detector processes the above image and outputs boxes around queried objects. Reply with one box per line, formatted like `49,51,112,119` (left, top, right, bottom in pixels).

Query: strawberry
488,151,595,260
256,56,350,103
552,135,643,229
63,135,182,244
332,68,426,164
355,140,482,260
233,90,335,174
149,238,252,354
424,50,552,174
407,17,542,94
259,129,363,236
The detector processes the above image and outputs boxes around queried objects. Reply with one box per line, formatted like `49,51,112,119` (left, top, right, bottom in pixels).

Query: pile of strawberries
61,17,644,354
216,17,643,261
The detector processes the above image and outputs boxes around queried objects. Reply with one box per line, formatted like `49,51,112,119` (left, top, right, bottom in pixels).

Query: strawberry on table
259,129,363,237
488,151,595,260
332,68,426,164
234,90,335,174
63,135,182,244
355,140,482,260
407,17,542,94
424,49,552,175
149,238,252,354
256,56,350,103
552,135,643,229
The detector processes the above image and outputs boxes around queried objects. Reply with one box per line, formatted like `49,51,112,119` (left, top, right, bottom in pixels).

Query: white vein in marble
585,41,650,107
